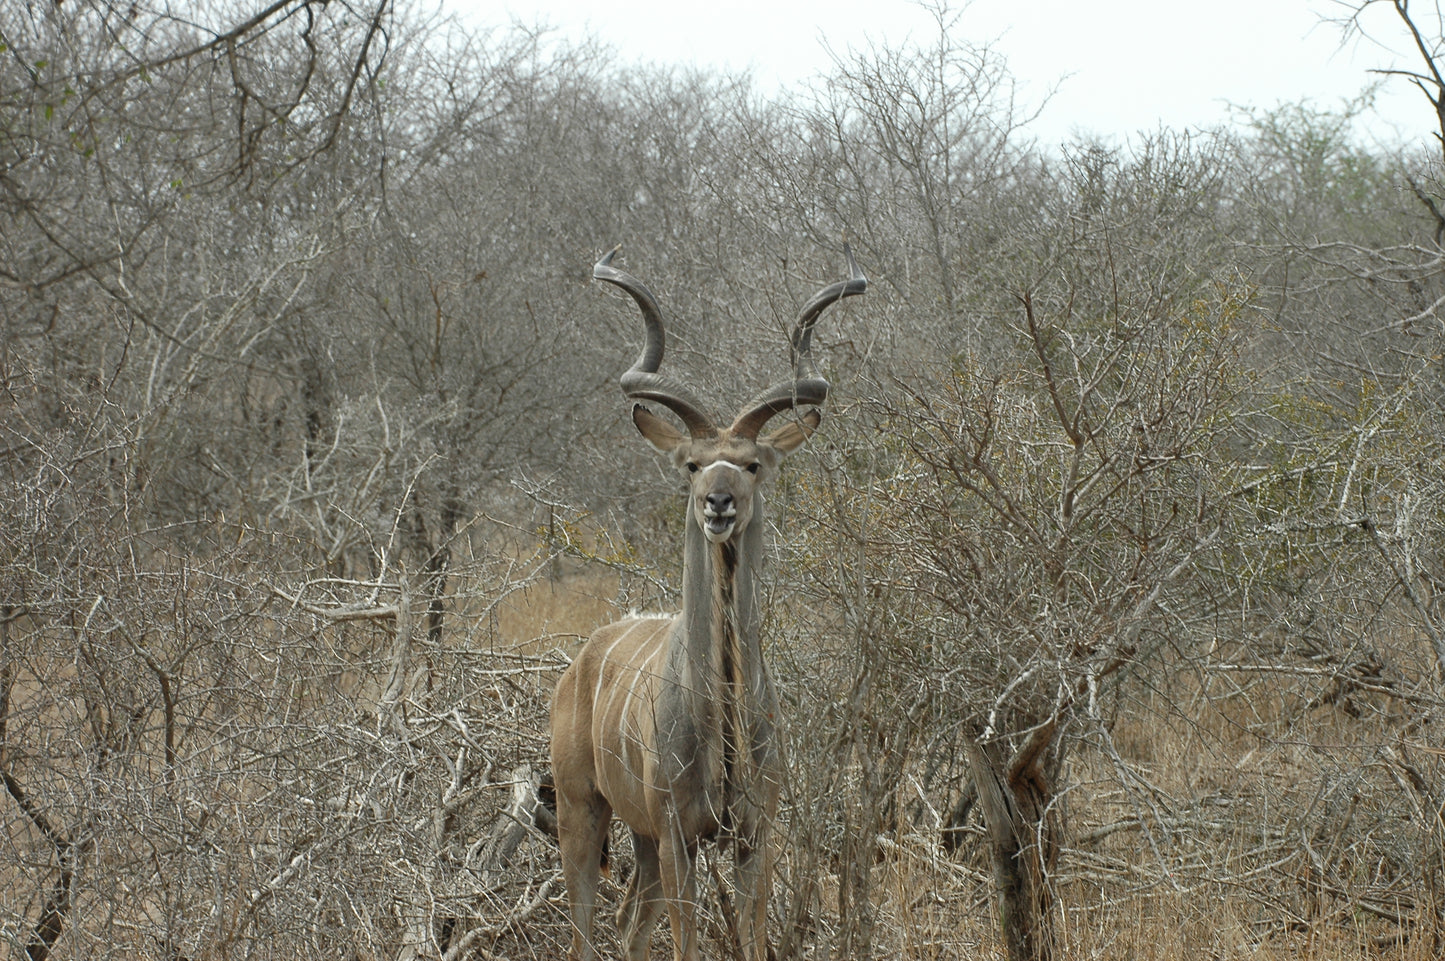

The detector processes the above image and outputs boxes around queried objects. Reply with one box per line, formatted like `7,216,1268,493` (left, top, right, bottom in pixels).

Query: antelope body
550,247,865,961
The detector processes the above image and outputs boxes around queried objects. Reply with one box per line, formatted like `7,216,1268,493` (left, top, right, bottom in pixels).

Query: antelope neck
679,493,765,708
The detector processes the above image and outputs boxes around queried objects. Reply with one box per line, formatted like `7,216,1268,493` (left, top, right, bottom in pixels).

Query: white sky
453,0,1436,148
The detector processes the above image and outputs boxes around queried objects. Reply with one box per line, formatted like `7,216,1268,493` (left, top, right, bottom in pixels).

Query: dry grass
492,565,623,657
481,566,1441,961
6,535,1438,961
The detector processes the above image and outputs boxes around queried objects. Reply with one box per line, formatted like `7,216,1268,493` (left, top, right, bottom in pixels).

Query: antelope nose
705,492,734,516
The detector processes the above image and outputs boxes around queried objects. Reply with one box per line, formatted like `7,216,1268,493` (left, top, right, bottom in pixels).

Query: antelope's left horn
730,244,867,439
594,246,716,438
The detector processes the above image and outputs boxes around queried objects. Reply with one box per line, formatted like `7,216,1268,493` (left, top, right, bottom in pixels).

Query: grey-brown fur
550,246,864,961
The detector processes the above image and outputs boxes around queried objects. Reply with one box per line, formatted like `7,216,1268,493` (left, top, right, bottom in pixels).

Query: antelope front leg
734,833,773,961
619,830,664,961
657,828,701,961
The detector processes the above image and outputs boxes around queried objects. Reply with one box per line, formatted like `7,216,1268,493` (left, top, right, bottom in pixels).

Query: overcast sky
456,0,1434,148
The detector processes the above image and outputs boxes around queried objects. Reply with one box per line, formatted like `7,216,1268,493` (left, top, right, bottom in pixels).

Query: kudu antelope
550,246,866,961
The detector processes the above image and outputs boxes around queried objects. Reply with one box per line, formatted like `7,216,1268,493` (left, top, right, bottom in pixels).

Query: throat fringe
712,542,747,798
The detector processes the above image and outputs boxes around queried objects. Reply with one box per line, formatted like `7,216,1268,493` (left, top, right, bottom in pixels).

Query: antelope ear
762,409,821,455
632,404,687,452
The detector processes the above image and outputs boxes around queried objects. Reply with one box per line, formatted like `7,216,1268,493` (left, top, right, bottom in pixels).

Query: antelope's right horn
594,246,716,438
730,243,867,439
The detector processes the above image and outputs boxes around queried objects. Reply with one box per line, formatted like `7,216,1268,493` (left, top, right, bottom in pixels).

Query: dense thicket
3,2,1443,959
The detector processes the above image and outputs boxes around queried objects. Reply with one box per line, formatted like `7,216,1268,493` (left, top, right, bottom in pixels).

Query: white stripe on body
616,640,666,770
592,629,633,710
595,619,668,766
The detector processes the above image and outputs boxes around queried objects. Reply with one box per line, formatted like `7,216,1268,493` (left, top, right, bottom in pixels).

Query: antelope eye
686,462,699,474
747,462,760,475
